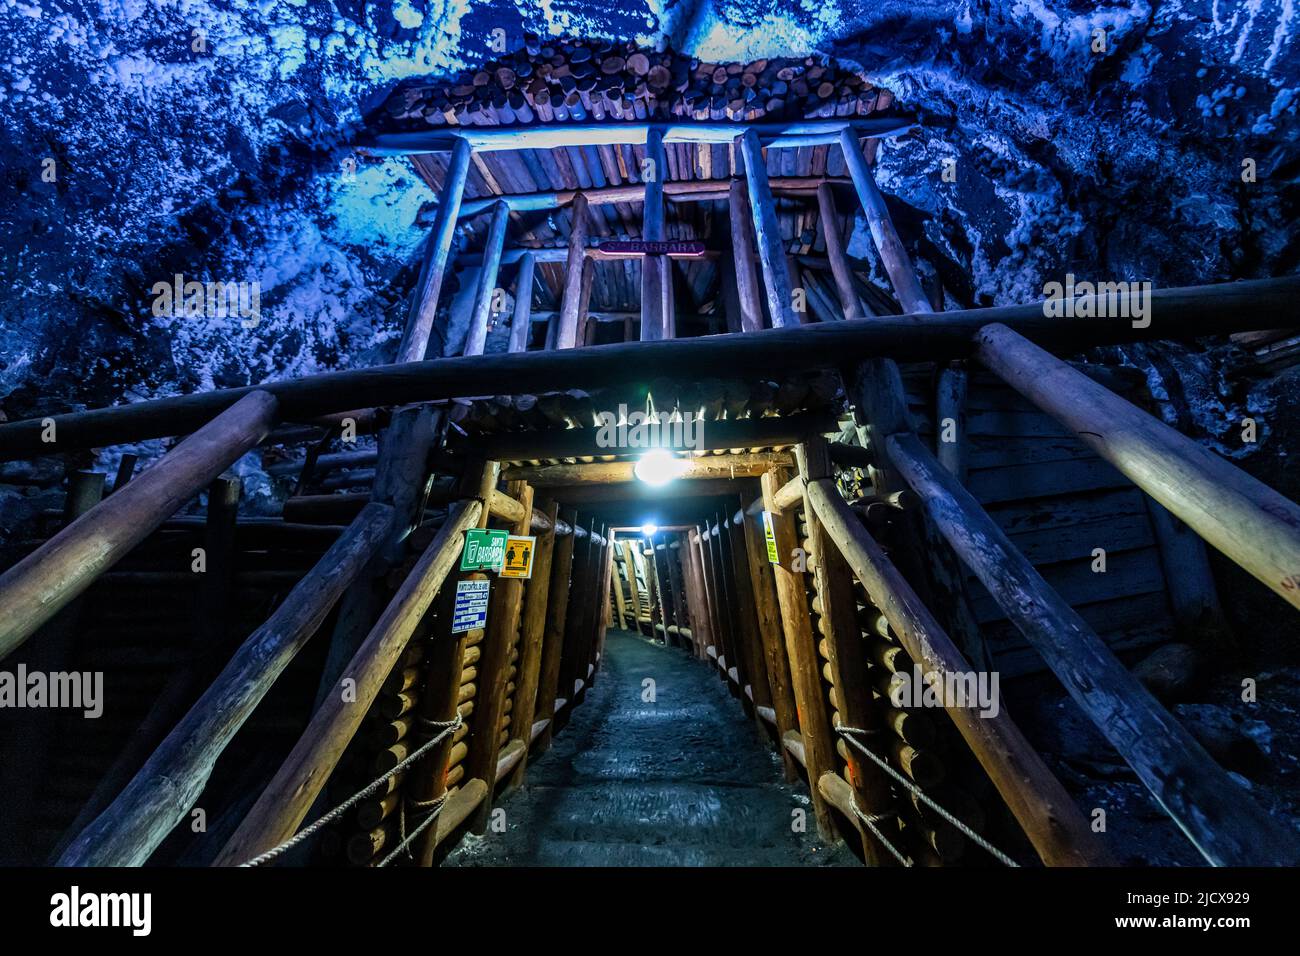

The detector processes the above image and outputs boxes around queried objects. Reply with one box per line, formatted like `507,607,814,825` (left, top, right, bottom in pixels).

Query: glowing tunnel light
633,448,689,487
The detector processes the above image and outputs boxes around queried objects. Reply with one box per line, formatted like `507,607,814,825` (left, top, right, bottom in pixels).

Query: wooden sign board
762,512,780,564
452,579,490,633
593,239,706,259
461,528,508,572
500,535,536,579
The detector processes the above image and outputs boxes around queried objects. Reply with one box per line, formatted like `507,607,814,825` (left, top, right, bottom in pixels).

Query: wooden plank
729,178,765,332
965,547,1167,623
641,128,667,342
215,499,482,865
966,457,1131,505
555,193,591,350
60,501,395,866
978,322,1300,612
507,253,536,353
0,391,277,661
888,430,1300,866
535,507,578,751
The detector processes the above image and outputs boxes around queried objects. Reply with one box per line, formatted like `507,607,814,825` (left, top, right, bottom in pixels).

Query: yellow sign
500,535,536,579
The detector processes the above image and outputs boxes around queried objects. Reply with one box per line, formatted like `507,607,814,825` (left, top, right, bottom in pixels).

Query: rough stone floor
445,629,853,867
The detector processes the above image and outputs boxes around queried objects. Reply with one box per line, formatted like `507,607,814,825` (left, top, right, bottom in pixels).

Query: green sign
461,528,508,572
762,511,780,565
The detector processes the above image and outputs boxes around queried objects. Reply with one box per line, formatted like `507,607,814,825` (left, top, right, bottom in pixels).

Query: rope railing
837,725,1019,867
239,714,463,867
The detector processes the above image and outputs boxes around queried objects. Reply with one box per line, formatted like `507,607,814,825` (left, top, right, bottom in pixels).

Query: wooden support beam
739,130,797,329
798,439,898,865
455,175,854,218
457,411,830,463
507,499,559,787
0,391,277,662
59,501,395,866
761,467,838,840
401,136,471,362
641,128,668,343
621,540,645,635
502,453,791,487
535,507,579,751
886,431,1300,866
5,277,1296,459
507,253,535,353
463,200,510,357
214,499,482,865
838,130,929,315
728,178,765,333
976,322,1300,612
610,545,630,630
805,477,1109,866
555,193,591,350
364,117,916,156
737,498,801,780
464,480,534,832
816,182,861,319
935,363,968,481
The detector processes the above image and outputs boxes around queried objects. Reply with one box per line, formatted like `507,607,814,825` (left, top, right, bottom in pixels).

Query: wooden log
885,431,1300,866
507,499,559,786
213,500,481,865
935,363,968,481
728,179,765,332
463,200,511,356
739,130,797,328
805,477,1108,866
1144,498,1232,647
555,193,591,350
976,323,1300,612
816,182,861,319
507,253,536,353
59,500,395,866
838,130,929,315
400,136,471,362
621,540,645,634
0,391,277,662
641,128,668,342
761,467,837,839
798,439,897,863
5,278,1298,459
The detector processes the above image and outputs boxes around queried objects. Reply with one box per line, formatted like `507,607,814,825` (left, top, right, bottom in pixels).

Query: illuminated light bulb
634,448,688,487
641,523,658,536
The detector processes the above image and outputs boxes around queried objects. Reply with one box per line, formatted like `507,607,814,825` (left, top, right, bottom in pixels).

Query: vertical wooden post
610,545,630,630
558,520,595,713
535,509,578,751
682,531,714,658
935,363,968,481
556,193,590,349
641,128,667,342
401,136,472,362
464,200,511,357
738,130,797,328
507,253,536,354
621,539,644,634
761,466,838,840
728,179,765,332
738,499,801,781
507,499,559,787
465,479,533,833
723,510,773,717
717,515,761,717
798,438,898,865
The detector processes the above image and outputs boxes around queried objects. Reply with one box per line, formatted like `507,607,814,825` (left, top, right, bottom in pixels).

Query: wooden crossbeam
502,453,789,486
2,276,1294,461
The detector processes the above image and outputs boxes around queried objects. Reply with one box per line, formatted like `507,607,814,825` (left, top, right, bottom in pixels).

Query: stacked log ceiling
761,466,838,840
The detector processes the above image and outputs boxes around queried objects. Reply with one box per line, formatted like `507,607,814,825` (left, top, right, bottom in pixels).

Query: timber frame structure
2,45,1299,869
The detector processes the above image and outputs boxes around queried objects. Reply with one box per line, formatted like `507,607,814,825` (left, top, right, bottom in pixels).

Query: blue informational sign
452,579,490,634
